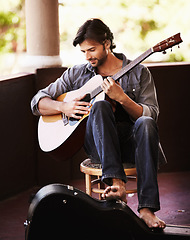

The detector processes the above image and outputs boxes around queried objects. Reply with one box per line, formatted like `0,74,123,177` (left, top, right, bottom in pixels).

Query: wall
0,74,37,199
148,63,190,172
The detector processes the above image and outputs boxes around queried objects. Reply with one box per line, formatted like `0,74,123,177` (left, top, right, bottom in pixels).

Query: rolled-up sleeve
31,68,73,116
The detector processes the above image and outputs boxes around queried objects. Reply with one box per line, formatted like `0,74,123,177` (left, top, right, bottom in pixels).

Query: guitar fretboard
112,48,153,81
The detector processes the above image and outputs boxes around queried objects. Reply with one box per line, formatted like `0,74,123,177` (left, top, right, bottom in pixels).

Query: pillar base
20,54,62,73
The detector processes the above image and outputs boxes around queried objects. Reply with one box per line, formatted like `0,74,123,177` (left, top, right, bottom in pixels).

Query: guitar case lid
24,184,190,240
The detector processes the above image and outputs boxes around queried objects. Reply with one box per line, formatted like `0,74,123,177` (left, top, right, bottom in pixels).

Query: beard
89,48,108,68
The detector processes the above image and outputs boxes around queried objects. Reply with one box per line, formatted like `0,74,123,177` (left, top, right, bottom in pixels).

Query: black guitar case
25,184,190,240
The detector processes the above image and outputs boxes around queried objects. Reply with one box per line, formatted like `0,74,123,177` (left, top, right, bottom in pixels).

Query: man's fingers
70,113,82,119
101,77,115,92
107,77,114,84
73,99,91,107
75,105,90,110
75,108,90,115
71,106,91,119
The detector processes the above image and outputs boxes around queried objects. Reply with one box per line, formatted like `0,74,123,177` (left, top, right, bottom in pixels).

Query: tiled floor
0,171,189,239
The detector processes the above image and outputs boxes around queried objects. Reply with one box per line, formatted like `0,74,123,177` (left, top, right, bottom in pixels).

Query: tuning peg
162,50,167,54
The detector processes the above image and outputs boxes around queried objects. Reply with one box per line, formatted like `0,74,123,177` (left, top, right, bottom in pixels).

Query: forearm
38,97,63,116
38,95,91,119
118,92,143,121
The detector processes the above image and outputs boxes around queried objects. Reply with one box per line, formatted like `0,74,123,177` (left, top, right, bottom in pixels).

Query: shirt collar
113,52,129,67
86,62,95,73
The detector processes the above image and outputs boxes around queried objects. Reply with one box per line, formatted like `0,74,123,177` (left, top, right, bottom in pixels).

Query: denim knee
91,100,113,115
134,116,157,133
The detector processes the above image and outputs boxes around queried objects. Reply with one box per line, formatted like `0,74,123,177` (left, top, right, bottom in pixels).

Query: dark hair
73,18,116,51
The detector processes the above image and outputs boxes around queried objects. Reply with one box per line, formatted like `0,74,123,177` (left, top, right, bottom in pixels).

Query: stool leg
97,176,101,200
85,173,92,196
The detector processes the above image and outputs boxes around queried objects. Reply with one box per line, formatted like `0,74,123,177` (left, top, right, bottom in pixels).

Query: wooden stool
80,158,137,199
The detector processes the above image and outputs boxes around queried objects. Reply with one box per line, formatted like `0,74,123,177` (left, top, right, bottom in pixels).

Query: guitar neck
90,48,153,99
112,48,153,81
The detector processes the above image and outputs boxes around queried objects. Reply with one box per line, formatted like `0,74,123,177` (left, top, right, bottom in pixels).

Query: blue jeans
84,100,160,212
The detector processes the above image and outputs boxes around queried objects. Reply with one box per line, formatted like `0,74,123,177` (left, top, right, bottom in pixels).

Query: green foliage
0,11,20,52
139,20,158,39
0,11,19,26
0,0,25,53
168,53,185,62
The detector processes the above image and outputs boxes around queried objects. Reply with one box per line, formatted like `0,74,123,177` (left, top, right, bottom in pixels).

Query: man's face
80,39,108,68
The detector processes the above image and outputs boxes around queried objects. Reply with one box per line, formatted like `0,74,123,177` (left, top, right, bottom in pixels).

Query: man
31,18,166,229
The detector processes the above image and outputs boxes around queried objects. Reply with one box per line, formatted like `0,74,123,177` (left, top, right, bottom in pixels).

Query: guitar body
38,75,104,157
25,184,190,240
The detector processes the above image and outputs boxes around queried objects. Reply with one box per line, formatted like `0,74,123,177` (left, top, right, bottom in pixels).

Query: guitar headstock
153,33,183,53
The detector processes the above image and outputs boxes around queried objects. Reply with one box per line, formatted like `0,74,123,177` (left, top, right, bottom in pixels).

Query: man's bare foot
139,208,166,229
101,178,127,203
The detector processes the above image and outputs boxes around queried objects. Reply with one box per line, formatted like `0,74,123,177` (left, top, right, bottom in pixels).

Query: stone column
24,0,62,72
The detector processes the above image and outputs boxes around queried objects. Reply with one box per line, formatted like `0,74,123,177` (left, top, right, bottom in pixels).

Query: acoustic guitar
25,184,190,240
38,33,182,160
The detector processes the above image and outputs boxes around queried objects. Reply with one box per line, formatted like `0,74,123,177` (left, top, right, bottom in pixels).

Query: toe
160,220,166,229
110,186,119,192
102,186,111,199
153,222,159,228
104,186,112,194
